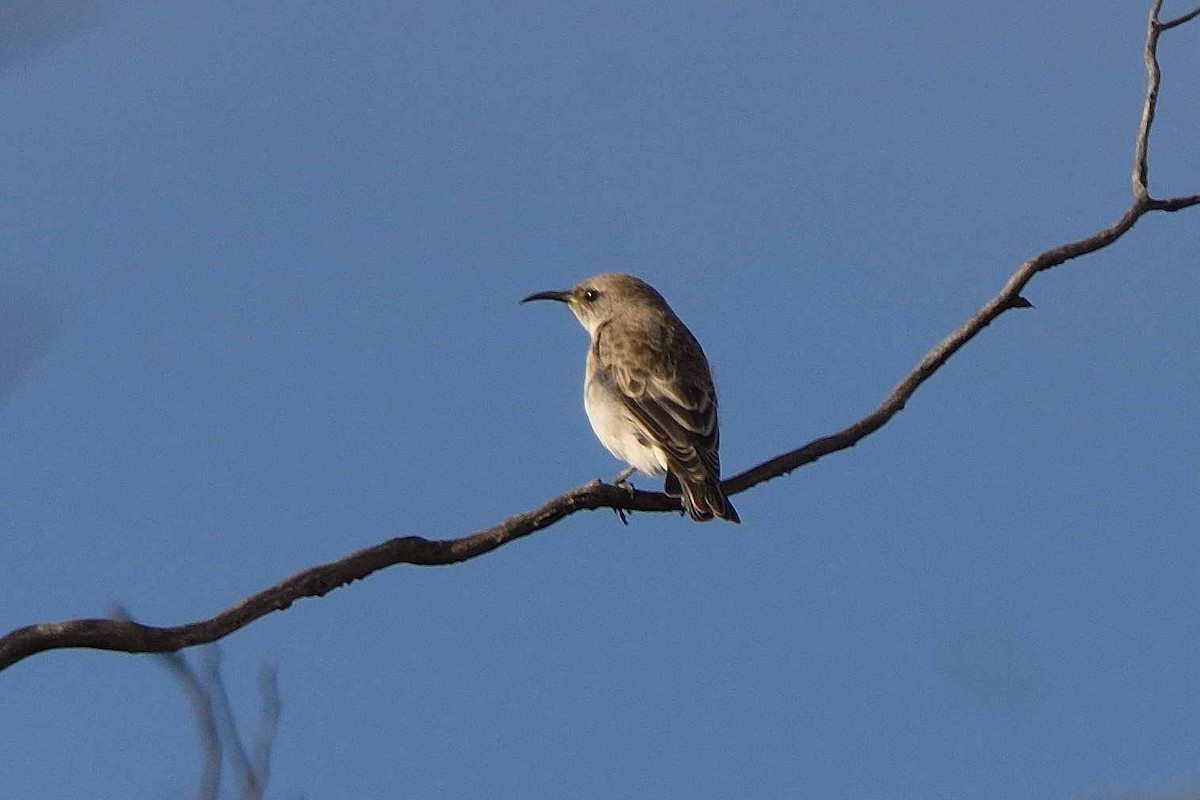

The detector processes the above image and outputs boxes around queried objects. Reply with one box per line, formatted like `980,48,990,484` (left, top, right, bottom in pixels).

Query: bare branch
1,3,1197,672
1160,3,1200,30
1135,1,1167,198
1149,193,1200,211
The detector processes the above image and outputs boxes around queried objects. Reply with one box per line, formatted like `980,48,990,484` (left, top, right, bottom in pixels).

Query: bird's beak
520,289,571,304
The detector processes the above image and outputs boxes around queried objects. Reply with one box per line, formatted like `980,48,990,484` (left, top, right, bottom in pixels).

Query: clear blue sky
3,2,1198,798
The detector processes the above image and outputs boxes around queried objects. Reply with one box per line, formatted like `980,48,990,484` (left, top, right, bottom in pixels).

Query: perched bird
522,273,740,523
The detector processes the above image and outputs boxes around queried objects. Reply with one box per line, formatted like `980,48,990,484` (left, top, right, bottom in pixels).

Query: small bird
522,273,740,523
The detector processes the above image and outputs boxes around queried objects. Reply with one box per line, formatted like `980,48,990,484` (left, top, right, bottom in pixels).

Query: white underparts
584,370,668,476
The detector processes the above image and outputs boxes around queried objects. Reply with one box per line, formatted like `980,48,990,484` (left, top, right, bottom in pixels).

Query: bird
522,273,740,523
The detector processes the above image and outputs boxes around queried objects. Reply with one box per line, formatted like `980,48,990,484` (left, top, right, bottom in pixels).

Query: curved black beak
520,289,570,304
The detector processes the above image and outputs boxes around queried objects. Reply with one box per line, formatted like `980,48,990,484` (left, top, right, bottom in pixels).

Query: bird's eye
582,288,600,302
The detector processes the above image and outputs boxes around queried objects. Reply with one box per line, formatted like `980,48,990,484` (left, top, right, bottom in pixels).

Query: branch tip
1159,4,1200,29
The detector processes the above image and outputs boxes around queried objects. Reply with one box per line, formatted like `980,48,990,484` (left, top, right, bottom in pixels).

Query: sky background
2,2,1198,798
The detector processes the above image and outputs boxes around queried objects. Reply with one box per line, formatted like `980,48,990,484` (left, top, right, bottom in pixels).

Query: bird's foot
608,467,636,525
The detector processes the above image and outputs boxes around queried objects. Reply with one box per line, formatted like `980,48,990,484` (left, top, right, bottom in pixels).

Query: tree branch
1160,3,1200,30
2,3,1197,673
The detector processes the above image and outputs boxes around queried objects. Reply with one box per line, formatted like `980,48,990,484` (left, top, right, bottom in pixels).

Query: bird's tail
665,471,741,524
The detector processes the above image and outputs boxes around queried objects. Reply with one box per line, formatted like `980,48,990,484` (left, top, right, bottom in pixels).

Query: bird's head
521,273,667,336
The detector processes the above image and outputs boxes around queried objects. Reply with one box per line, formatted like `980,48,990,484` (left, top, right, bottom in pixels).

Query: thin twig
1160,3,1200,29
163,651,223,800
1,3,1197,672
252,665,282,794
204,648,263,800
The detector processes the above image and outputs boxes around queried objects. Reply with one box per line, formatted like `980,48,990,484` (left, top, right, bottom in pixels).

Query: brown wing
595,318,721,483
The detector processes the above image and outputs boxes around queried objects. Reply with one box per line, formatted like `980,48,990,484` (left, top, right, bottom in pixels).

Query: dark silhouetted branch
1,2,1197,673
1159,2,1200,30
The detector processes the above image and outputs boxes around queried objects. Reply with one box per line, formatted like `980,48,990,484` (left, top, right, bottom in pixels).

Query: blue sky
2,2,1198,798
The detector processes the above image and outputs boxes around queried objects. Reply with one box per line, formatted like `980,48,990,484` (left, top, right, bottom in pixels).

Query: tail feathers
664,471,741,524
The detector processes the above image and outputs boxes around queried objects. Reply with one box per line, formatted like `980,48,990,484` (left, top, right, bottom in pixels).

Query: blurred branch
1,2,1198,671
203,648,264,800
0,1,124,74
252,666,282,796
159,647,223,800
0,276,72,404
144,620,281,800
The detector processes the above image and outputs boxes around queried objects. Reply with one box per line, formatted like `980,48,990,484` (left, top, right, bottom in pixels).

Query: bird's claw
603,468,636,525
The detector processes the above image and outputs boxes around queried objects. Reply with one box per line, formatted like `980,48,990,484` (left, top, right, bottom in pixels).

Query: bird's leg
612,465,636,486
